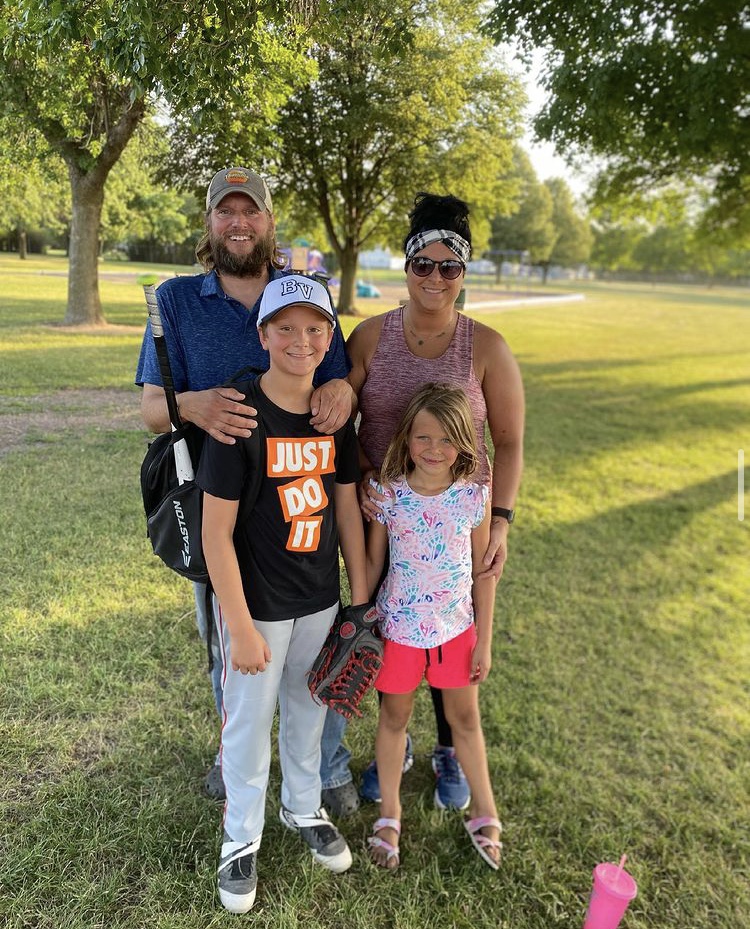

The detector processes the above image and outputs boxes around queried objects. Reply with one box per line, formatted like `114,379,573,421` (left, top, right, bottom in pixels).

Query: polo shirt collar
200,266,284,301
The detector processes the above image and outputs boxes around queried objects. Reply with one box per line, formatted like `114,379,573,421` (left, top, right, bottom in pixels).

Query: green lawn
1,255,748,928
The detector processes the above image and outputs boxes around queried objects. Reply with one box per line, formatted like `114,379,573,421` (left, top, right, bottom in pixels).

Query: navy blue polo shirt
135,268,350,391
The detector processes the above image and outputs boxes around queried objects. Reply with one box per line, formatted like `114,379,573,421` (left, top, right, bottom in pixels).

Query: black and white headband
404,228,471,265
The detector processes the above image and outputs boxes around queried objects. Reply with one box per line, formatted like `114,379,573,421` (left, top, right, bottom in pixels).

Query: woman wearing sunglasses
319,191,524,821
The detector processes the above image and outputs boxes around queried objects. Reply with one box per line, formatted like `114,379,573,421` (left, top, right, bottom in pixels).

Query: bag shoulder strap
233,375,266,527
203,375,265,675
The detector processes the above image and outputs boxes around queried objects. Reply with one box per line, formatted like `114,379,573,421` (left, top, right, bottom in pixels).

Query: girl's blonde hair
380,383,479,484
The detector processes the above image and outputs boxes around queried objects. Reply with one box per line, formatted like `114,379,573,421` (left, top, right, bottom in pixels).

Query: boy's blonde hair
380,383,479,484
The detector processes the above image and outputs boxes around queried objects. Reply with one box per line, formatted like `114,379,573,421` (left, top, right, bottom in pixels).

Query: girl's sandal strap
466,816,502,833
464,817,503,871
368,818,401,868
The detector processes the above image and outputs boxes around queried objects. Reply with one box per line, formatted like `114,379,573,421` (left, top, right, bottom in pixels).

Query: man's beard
210,228,276,278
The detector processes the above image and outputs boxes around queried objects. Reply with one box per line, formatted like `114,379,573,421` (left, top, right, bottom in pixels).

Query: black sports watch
491,506,515,524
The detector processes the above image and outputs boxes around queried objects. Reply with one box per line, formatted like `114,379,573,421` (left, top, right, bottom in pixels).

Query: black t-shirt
197,382,360,621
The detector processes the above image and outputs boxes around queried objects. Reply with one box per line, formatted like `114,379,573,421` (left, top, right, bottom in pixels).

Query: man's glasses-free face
408,257,465,280
214,207,262,220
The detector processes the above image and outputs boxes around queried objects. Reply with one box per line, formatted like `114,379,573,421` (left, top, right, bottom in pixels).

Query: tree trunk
64,167,106,325
336,248,359,315
18,229,27,260
57,93,146,325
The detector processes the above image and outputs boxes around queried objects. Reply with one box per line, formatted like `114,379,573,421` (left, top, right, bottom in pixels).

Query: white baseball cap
257,275,337,329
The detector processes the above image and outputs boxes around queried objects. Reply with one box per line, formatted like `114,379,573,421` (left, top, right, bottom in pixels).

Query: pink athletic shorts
375,625,478,693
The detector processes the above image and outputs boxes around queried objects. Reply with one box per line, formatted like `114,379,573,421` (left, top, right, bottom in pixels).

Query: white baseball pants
213,597,338,844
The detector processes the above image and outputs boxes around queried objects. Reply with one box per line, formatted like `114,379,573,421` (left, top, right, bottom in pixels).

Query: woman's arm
334,482,369,605
470,504,497,683
365,518,389,600
346,316,391,521
345,319,373,399
202,493,271,673
476,326,525,579
345,315,386,398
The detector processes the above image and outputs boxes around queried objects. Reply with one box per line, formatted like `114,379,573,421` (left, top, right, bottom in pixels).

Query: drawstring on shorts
425,643,444,667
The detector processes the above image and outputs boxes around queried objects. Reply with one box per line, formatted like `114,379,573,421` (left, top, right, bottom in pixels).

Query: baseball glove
308,603,384,719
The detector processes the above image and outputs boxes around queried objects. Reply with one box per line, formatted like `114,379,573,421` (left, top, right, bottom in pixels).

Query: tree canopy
545,177,593,270
490,148,556,266
268,0,526,311
166,0,525,312
590,189,750,283
0,124,69,256
485,1,750,231
0,1,313,323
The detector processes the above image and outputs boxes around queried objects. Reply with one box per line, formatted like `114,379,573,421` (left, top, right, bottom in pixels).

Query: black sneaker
279,806,353,873
217,837,259,913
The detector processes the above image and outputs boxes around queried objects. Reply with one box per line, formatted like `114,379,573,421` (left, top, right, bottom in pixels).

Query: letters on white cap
257,275,337,329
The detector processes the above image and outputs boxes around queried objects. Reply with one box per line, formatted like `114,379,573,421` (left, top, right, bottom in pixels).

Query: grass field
1,254,748,928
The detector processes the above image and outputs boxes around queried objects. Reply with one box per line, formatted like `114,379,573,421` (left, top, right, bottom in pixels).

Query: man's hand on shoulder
180,387,258,445
309,378,355,434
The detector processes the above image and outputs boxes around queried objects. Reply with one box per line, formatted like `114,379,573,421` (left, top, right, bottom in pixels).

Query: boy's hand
231,623,272,675
469,638,492,684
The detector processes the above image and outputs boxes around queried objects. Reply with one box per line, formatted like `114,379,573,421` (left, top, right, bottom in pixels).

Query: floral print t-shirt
374,477,488,648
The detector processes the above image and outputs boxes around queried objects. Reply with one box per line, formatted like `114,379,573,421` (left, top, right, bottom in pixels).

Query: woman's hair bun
403,192,472,251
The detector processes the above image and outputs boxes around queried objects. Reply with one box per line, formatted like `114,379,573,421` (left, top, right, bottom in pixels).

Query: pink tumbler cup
583,862,638,929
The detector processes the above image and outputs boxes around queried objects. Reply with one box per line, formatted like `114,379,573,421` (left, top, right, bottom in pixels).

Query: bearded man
135,167,355,809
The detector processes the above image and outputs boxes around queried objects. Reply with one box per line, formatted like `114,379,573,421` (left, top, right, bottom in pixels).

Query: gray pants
214,596,338,845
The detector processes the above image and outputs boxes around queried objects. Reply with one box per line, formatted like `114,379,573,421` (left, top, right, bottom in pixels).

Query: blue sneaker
432,746,470,810
359,734,414,802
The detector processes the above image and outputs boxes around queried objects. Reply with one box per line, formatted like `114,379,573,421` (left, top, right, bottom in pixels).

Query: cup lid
595,863,638,899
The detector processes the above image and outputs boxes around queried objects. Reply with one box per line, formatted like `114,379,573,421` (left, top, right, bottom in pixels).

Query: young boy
197,275,368,913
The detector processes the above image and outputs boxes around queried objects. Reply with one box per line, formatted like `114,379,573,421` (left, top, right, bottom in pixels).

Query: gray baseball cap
206,167,273,212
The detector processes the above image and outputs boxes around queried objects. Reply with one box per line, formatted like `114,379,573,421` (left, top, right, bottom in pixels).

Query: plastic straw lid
596,855,637,899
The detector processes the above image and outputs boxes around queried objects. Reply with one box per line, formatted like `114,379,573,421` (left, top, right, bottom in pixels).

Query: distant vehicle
356,280,381,298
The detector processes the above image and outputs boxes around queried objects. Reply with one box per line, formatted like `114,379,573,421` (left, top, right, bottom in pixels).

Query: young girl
365,383,502,871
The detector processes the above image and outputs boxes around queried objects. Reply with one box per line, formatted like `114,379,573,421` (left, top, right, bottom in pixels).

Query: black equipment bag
141,422,208,582
139,283,265,583
140,378,265,582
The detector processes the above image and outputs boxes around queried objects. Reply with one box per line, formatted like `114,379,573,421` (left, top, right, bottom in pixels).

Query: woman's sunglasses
408,256,465,281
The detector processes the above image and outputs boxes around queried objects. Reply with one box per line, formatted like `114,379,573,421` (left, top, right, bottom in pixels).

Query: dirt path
0,388,144,457
2,285,577,457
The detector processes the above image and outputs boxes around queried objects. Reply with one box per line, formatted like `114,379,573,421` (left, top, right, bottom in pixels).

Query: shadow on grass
1,372,747,926
489,467,748,919
519,358,749,470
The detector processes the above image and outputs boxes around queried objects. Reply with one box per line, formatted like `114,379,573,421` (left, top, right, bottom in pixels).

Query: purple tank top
358,307,490,484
